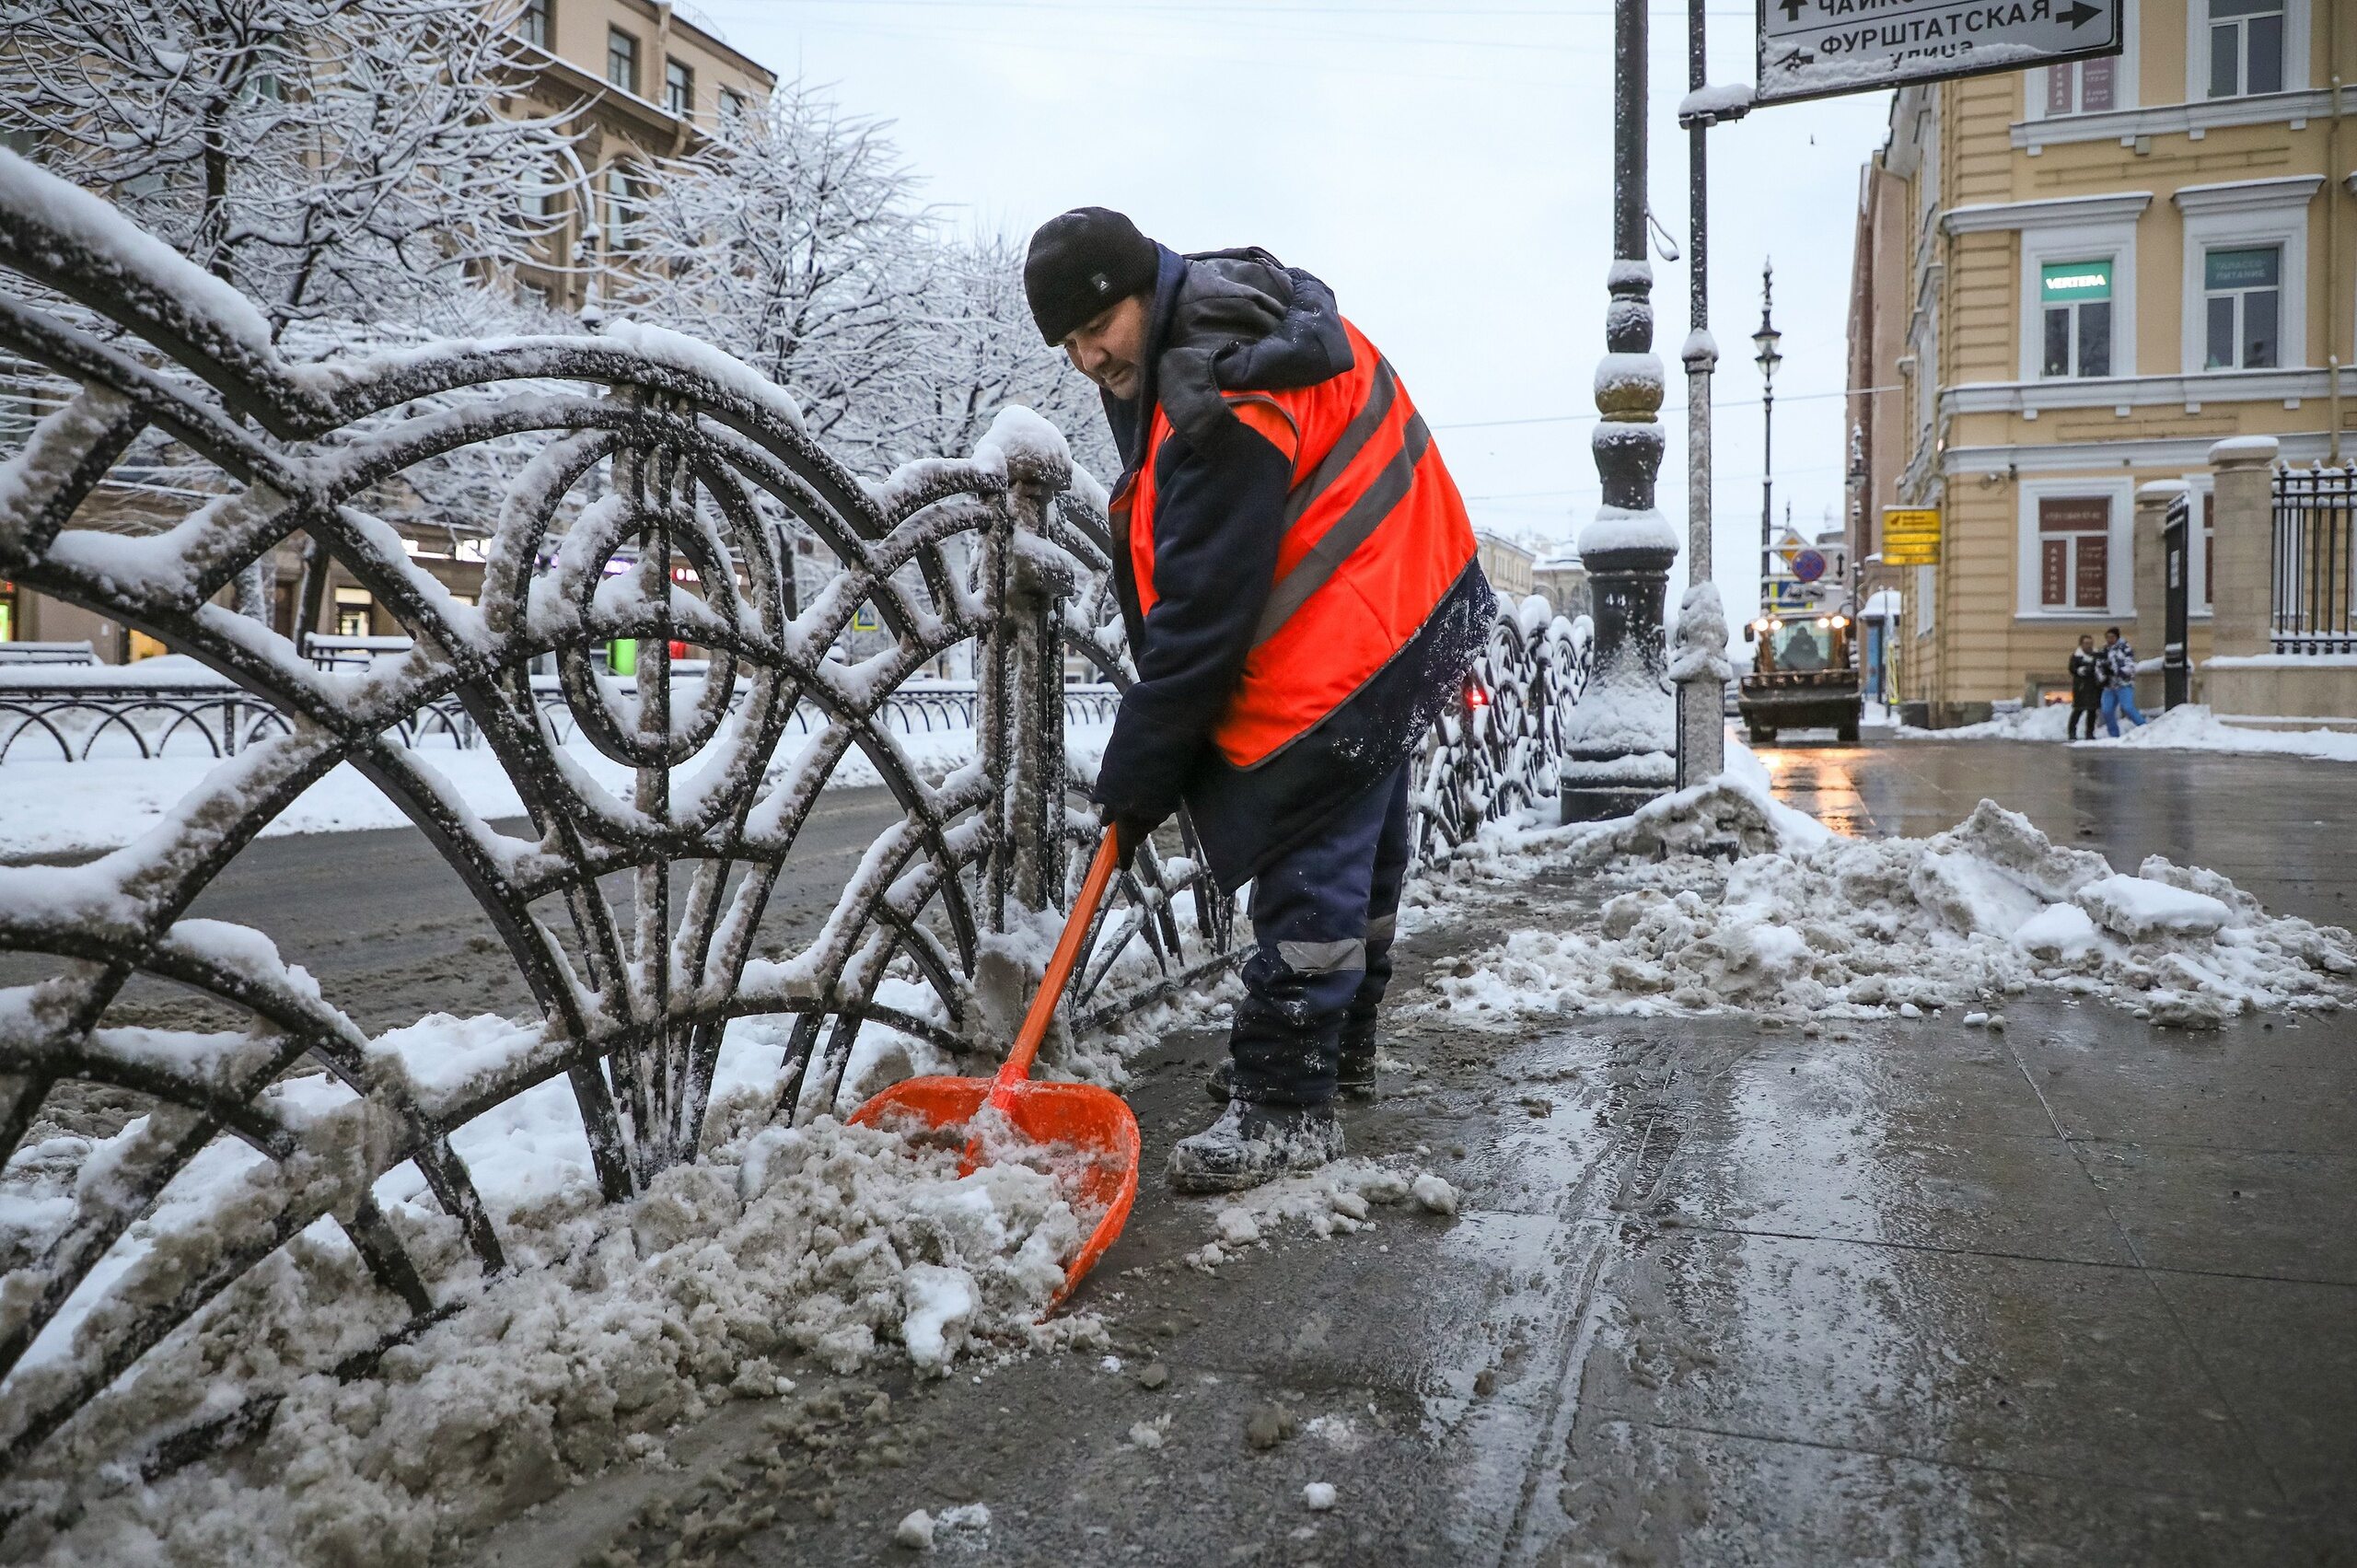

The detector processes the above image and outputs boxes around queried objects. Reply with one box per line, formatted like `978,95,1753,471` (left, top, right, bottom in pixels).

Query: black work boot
1167,1100,1344,1194
1206,1049,1378,1104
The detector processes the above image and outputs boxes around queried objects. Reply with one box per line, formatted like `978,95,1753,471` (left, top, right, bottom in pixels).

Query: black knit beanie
1024,207,1158,345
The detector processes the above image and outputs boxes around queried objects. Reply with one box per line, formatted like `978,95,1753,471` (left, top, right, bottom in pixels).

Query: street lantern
1753,259,1781,604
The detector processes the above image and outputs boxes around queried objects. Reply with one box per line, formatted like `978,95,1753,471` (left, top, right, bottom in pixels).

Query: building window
2203,245,2281,368
719,87,749,131
607,27,638,94
333,587,374,639
2044,56,2115,114
604,165,644,251
2207,0,2284,99
2038,496,2110,610
517,0,550,49
665,58,693,117
2039,261,2113,377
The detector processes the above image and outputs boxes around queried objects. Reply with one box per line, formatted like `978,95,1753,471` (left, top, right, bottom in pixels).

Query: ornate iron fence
0,167,1591,1512
1413,594,1596,860
0,675,1121,761
2271,463,2357,656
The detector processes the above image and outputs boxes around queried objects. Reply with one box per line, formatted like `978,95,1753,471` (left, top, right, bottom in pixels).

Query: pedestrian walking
1024,207,1492,1192
2067,633,2104,740
2099,625,2147,737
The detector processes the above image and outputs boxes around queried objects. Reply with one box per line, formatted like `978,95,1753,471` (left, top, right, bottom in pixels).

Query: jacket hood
1102,244,1352,469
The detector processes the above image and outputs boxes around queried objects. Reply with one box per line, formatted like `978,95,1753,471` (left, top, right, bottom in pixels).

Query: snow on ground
0,720,1111,856
5,1066,1105,1567
1898,701,2357,761
12,730,2353,1560
1411,743,2355,1032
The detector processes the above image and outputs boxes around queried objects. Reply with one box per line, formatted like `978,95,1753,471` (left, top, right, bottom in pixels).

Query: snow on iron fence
1412,593,1596,860
0,159,1228,1503
0,671,1122,761
0,159,1589,1506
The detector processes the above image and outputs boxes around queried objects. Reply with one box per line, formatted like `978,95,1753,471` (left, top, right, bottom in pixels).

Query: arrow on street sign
1755,0,2123,109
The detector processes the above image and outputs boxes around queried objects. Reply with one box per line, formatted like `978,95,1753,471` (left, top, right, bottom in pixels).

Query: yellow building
1845,0,2355,723
1475,531,1538,600
505,0,775,311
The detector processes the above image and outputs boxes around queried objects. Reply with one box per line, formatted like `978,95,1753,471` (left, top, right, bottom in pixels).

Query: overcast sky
693,0,1897,609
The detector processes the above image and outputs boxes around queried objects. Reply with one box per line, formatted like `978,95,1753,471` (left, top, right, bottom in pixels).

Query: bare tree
884,232,1115,482
0,0,582,341
615,81,935,469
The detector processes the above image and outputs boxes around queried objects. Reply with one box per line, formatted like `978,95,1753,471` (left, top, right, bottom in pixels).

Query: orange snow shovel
848,830,1138,1308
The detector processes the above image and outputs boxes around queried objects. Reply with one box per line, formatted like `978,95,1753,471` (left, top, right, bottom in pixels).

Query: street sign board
1882,506,1941,566
1756,0,2123,109
1792,548,1828,583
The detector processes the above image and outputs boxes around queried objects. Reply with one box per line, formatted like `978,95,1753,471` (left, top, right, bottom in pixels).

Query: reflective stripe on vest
1126,319,1478,770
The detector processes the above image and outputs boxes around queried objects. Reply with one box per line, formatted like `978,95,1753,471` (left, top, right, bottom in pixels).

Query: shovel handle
993,830,1122,1098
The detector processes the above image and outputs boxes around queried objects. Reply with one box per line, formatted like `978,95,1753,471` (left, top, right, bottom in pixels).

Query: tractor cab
1739,611,1864,745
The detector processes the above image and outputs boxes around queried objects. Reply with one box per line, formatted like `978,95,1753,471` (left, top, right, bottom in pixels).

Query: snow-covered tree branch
0,0,584,340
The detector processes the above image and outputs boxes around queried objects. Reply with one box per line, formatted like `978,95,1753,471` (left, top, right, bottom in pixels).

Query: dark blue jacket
1093,246,1492,889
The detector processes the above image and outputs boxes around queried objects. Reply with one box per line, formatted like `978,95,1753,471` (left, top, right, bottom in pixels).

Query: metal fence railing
2273,464,2357,656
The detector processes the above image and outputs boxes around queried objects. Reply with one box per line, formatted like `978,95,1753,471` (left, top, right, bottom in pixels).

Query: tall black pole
1759,259,1778,601
1675,0,1724,783
1562,0,1678,820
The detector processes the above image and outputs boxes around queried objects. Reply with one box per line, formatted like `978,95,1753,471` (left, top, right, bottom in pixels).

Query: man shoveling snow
1023,208,1492,1191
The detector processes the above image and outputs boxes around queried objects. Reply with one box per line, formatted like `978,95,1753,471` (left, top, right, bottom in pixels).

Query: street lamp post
1752,260,1782,609
1671,0,1741,786
1560,0,1679,822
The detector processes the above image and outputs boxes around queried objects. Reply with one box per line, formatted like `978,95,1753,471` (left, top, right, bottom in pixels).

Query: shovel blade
848,1075,1140,1307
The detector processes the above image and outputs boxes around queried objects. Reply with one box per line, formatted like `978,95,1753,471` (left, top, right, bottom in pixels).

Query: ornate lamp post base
1560,539,1677,822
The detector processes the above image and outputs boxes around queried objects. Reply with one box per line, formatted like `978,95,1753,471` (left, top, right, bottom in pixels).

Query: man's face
1062,293,1150,401
2104,631,2119,645
2080,636,2094,651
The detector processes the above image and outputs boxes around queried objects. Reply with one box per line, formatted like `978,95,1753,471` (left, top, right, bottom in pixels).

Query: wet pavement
1753,735,2354,929
458,738,2357,1566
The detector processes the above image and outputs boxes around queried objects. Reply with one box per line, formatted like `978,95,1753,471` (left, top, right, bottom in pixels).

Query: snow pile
1178,1157,1457,1270
1898,702,2357,762
1430,794,2354,1030
6,1112,1097,1567
2113,704,2357,763
1898,703,2073,742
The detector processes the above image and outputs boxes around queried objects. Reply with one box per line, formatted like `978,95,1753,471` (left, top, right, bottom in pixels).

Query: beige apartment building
1845,0,2355,724
505,0,775,310
1,1,774,660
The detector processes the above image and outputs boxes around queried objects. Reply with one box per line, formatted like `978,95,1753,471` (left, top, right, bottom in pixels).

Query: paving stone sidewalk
466,741,2357,1566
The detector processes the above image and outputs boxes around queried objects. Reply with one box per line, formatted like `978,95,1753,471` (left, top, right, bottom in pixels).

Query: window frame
2038,260,2117,379
2015,217,2138,382
2016,477,2135,620
606,26,639,95
2189,0,2308,101
665,57,693,118
2024,3,2138,122
2175,180,2315,376
2200,243,2284,369
603,163,647,253
517,0,551,50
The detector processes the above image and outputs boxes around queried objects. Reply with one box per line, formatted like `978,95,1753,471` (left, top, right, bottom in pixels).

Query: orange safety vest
1115,319,1478,770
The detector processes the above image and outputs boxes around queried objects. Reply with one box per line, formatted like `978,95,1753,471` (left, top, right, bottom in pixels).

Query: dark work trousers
2069,691,2101,739
1228,763,1412,1107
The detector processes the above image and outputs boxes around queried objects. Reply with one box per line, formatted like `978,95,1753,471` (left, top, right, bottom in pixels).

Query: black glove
1099,803,1162,864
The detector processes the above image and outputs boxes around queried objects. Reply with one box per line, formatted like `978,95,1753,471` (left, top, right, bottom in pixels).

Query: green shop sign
2040,261,2111,303
2205,247,2280,292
